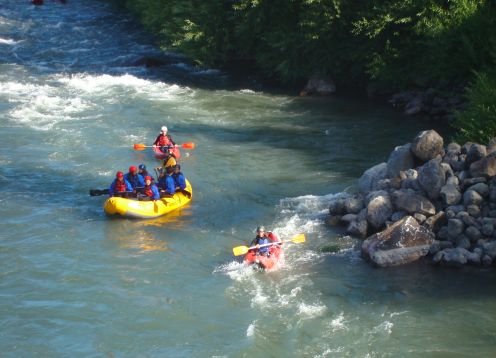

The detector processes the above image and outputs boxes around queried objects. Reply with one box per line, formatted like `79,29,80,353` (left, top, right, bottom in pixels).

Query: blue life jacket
157,174,175,195
172,172,186,190
124,173,145,189
251,236,270,254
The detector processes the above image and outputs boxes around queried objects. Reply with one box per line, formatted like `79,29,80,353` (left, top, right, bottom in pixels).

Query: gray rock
441,162,454,178
327,215,342,226
447,218,464,238
487,138,496,154
344,196,364,214
462,177,487,188
340,213,357,226
466,183,489,197
440,184,461,206
437,226,449,240
461,142,474,154
346,209,368,238
466,250,482,266
358,162,388,194
446,142,461,154
463,190,483,207
411,130,444,162
434,248,468,267
391,189,436,216
414,213,427,223
466,143,487,165
446,176,459,187
449,160,466,172
362,216,435,267
482,223,494,237
387,144,414,178
483,241,496,259
429,240,442,255
457,170,469,182
300,74,336,95
465,226,482,242
418,157,446,200
366,191,393,229
446,205,466,215
466,205,481,218
470,156,496,178
456,235,471,249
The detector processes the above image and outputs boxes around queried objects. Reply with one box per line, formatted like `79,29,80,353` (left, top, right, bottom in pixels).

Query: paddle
133,142,195,151
89,189,109,196
232,233,306,256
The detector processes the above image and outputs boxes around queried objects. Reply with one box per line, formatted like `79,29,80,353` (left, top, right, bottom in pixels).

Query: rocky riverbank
328,129,496,268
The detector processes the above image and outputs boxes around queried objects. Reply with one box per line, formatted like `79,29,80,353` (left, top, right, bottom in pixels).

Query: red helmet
129,165,137,173
116,171,124,178
144,175,152,181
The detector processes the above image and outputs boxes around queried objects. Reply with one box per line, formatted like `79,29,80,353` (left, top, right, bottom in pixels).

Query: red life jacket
144,185,153,197
267,232,279,242
115,180,127,192
157,134,173,147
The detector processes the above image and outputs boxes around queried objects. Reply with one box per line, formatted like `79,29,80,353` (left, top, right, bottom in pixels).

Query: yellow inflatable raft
103,180,193,219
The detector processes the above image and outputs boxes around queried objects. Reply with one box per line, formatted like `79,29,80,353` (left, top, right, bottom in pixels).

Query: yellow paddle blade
133,143,147,151
291,233,306,244
232,245,249,256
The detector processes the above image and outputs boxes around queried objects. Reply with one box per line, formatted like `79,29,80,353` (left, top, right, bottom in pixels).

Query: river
1,1,496,357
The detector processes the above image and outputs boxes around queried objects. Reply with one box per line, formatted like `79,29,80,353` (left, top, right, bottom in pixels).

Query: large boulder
361,216,435,267
358,162,388,194
411,130,444,162
387,143,414,178
366,191,393,229
418,157,446,200
440,184,462,206
346,209,368,238
391,189,436,216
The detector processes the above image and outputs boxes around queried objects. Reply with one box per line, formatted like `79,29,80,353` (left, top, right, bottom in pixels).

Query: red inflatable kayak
153,146,181,159
244,245,283,270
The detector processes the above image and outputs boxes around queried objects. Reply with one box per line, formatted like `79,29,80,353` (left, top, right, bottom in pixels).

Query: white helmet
161,126,168,133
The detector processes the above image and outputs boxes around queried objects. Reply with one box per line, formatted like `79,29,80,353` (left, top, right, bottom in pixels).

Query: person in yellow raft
155,147,177,174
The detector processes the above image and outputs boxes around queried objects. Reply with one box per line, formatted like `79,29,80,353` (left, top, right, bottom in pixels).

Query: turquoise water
1,2,496,357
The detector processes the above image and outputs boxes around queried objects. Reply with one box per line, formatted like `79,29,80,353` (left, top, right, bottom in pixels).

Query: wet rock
340,213,357,226
411,130,444,162
346,209,368,238
432,248,468,267
300,74,336,96
329,194,350,215
358,163,388,194
387,144,414,178
362,216,435,267
391,189,436,216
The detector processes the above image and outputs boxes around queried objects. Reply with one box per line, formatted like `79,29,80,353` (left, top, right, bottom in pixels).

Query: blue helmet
138,164,146,171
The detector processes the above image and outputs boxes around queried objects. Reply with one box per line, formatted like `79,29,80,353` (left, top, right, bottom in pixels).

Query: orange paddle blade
133,143,147,151
181,142,195,149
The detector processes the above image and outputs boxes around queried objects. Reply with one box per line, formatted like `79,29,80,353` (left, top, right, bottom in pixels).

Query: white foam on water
0,38,19,45
372,320,393,335
297,302,327,319
246,321,255,337
329,312,348,332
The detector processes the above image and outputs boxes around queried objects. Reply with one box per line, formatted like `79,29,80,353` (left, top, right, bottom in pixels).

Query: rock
463,190,483,207
327,215,341,226
466,205,481,218
358,163,388,194
391,211,408,222
441,162,455,178
361,216,435,267
470,156,496,178
366,191,393,229
340,213,357,226
446,142,461,154
437,226,449,240
482,254,493,267
446,176,459,187
481,222,494,237
414,213,427,223
466,144,487,165
466,250,482,266
387,144,414,178
466,183,489,197
344,196,364,214
440,184,461,206
300,74,336,96
411,130,444,162
404,96,424,115
462,177,487,188
483,241,496,259
424,211,447,232
435,248,468,267
346,209,368,238
447,218,464,239
429,240,442,255
329,194,350,215
487,138,496,154
391,189,436,216
457,170,469,182
465,226,482,242
456,235,471,249
418,157,446,200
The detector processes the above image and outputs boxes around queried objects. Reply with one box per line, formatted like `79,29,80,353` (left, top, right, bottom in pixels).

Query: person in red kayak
153,126,176,152
139,176,160,200
109,171,133,197
249,226,280,256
